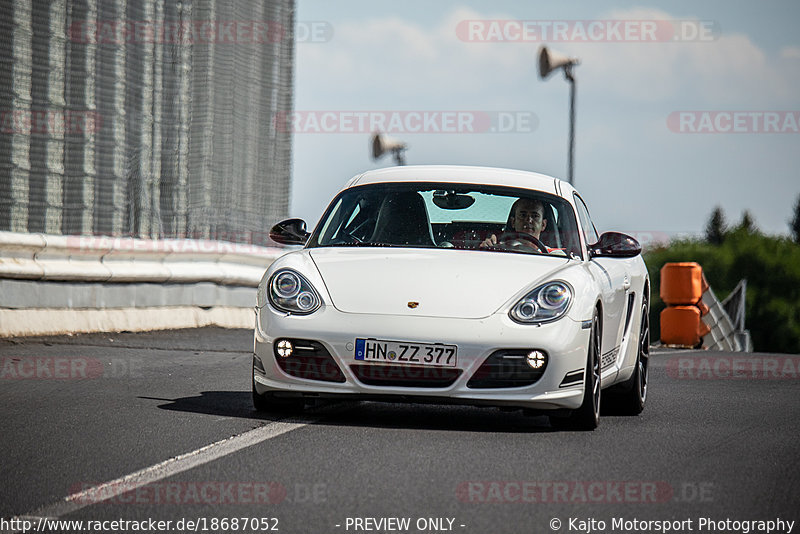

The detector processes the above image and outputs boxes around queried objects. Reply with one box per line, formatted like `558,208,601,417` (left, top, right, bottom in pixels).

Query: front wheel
551,311,601,430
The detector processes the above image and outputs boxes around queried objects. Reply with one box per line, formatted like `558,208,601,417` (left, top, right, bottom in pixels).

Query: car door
574,194,629,365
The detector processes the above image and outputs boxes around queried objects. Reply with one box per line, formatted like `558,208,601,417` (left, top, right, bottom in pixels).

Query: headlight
267,269,321,315
273,272,301,299
510,281,572,324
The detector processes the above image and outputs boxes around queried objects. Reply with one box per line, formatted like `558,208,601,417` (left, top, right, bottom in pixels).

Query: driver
480,198,547,250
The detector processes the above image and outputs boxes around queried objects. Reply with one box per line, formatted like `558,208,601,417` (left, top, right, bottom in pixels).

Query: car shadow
140,390,558,433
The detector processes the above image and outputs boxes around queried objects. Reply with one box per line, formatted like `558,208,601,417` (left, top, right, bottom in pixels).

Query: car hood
308,248,572,319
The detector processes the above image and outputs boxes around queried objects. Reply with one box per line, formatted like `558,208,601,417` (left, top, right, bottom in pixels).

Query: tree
791,194,800,244
737,210,757,233
705,206,727,245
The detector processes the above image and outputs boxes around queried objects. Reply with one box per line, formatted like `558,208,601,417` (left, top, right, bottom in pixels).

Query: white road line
5,419,309,528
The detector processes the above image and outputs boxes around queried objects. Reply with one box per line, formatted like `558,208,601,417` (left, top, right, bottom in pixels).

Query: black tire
551,310,601,431
252,367,305,414
605,301,649,416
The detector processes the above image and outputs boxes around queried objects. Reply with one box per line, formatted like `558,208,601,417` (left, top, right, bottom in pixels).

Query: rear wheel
609,302,649,415
551,311,601,431
604,300,649,415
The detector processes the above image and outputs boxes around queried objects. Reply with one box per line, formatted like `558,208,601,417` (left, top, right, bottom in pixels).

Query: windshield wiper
321,241,391,248
477,247,554,257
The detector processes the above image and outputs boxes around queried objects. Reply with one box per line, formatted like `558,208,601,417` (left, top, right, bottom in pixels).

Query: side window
573,194,599,245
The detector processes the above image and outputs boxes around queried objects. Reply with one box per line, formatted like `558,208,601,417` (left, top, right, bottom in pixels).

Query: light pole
538,46,580,185
370,132,408,166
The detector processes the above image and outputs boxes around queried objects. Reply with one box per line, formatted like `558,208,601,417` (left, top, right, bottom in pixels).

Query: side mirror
269,218,310,246
589,232,641,258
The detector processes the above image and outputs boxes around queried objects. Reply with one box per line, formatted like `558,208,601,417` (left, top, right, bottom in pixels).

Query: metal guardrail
0,231,283,287
701,280,752,352
0,231,287,336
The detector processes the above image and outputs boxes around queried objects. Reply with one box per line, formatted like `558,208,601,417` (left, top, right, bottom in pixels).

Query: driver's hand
479,234,498,248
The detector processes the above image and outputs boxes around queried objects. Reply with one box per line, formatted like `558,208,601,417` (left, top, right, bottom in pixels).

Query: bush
644,230,800,354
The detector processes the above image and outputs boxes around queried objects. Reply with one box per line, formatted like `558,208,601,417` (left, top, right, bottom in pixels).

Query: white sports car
253,166,649,429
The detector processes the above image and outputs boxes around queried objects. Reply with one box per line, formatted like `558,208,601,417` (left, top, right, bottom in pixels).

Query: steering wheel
496,231,547,253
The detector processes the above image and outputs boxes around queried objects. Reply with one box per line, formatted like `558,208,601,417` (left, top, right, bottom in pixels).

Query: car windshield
307,182,583,259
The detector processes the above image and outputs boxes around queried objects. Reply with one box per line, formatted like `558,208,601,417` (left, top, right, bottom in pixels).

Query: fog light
276,339,294,358
526,350,545,369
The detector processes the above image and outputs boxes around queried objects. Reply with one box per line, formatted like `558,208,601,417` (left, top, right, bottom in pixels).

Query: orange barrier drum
660,262,704,306
660,306,703,347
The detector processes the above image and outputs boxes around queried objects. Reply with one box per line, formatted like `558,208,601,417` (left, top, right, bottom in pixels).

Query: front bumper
253,305,590,411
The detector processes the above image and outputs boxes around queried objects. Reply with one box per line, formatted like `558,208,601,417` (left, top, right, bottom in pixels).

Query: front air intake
467,350,548,389
274,339,346,383
350,365,462,388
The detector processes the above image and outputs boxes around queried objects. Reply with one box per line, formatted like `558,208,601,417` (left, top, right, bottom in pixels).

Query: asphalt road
1,327,798,534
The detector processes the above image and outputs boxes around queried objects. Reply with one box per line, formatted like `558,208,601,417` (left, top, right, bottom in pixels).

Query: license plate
354,339,457,367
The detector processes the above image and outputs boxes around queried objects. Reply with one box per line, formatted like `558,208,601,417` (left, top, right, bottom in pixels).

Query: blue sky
290,1,800,239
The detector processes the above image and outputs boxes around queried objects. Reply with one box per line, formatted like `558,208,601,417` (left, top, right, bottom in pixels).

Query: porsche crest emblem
407,301,419,309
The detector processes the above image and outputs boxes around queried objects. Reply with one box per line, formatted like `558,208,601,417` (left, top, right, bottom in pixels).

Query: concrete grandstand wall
0,0,295,335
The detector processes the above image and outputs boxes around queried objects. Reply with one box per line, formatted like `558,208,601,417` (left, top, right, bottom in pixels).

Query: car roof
346,165,570,197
